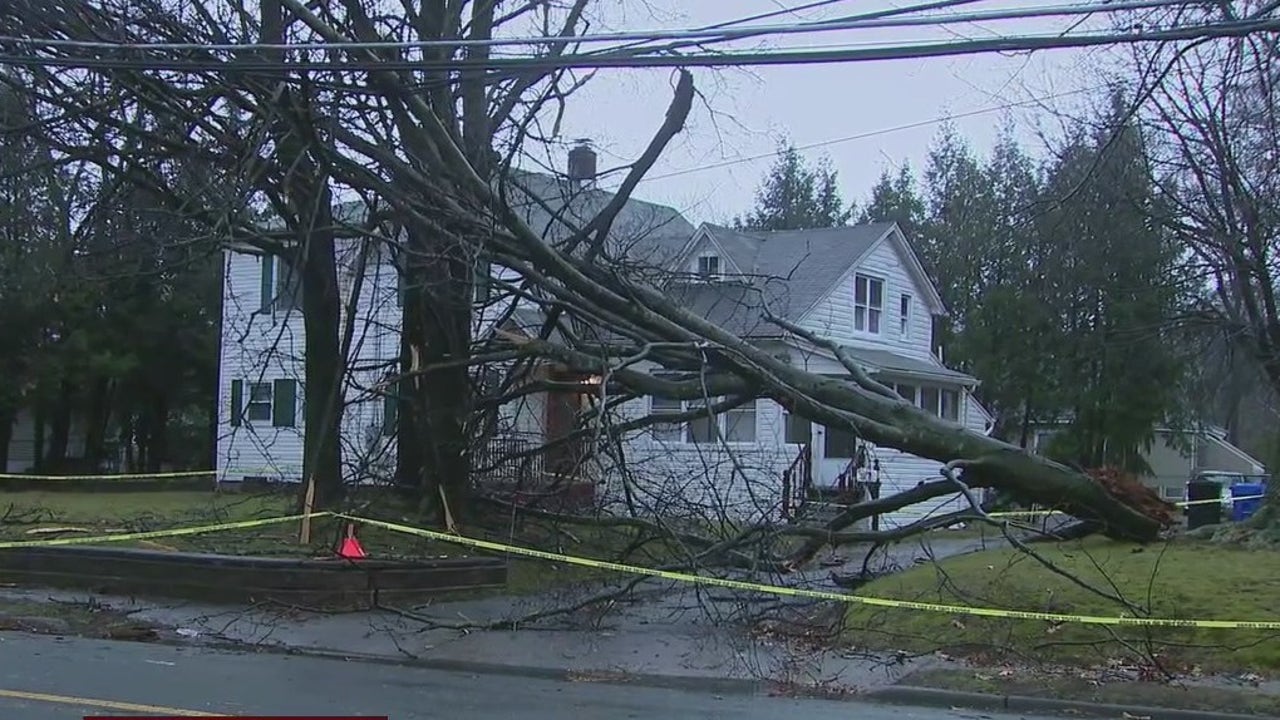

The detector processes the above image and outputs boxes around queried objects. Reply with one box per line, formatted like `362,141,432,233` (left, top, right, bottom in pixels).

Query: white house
214,144,993,528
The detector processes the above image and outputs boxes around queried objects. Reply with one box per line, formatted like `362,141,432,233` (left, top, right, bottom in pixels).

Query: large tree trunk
402,223,474,526
299,231,345,508
262,0,344,509
145,391,168,473
0,403,15,472
42,380,72,469
82,376,110,467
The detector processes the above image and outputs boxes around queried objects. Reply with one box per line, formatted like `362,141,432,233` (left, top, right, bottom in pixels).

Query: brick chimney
567,139,596,190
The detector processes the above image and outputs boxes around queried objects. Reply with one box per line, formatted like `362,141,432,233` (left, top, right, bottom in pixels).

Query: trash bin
1186,479,1223,529
1230,482,1267,522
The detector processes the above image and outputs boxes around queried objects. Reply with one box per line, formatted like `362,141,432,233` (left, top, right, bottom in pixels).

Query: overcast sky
528,0,1134,226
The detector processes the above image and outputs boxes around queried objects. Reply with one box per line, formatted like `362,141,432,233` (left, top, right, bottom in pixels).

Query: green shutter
260,254,275,313
382,381,398,436
473,257,489,304
273,379,296,427
230,379,243,427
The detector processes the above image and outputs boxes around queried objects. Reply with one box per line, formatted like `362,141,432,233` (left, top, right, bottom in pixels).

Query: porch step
794,501,851,526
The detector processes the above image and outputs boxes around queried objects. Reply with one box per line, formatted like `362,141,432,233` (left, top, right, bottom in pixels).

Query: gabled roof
674,222,946,320
503,170,696,262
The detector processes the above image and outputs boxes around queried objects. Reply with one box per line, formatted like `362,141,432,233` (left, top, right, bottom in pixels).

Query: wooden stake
299,474,317,545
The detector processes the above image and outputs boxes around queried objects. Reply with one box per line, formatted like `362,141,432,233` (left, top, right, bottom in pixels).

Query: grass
844,535,1280,674
0,488,686,598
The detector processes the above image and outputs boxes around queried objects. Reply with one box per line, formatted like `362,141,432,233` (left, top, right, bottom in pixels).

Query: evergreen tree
736,140,852,230
858,164,925,239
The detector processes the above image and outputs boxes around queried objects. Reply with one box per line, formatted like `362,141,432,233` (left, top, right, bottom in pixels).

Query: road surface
0,631,1054,719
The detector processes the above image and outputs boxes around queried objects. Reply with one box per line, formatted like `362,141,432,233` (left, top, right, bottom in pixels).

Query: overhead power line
0,0,1198,53
643,87,1097,182
0,16,1274,73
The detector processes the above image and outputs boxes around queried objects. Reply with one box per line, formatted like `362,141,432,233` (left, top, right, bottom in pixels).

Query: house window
649,389,757,444
854,274,883,334
229,378,298,428
784,413,811,444
697,254,721,280
920,387,941,416
900,294,912,336
650,393,683,442
261,254,302,314
894,383,917,404
893,382,960,421
941,389,960,421
725,401,757,442
247,382,273,422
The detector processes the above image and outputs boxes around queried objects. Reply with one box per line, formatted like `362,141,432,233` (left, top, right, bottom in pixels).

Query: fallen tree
0,0,1175,554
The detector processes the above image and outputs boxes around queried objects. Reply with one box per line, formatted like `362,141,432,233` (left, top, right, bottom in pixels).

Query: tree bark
264,0,344,509
0,404,14,472
43,380,72,469
402,222,475,526
82,376,109,467
146,391,168,472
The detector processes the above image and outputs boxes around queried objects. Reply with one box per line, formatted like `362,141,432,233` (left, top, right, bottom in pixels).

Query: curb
134,633,771,698
868,685,1270,720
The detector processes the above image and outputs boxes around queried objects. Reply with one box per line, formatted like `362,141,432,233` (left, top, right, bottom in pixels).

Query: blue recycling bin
1230,482,1267,522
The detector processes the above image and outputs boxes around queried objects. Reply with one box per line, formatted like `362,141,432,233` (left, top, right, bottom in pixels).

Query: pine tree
736,140,852,230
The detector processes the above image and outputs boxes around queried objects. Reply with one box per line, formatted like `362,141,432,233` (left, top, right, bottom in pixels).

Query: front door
816,424,859,492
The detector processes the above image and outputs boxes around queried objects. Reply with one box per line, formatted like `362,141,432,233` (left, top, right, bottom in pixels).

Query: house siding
596,385,793,522
215,240,537,487
4,408,90,473
798,235,936,362
789,343,980,527
216,249,308,483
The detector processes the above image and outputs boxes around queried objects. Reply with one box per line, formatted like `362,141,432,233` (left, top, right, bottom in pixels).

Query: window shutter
382,381,398,436
272,379,296,427
260,255,275,313
230,379,243,427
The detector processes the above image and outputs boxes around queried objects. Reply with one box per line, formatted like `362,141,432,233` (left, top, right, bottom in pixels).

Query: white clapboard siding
798,234,937,363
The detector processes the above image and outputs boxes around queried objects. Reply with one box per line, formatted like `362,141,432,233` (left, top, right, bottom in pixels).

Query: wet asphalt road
0,631,1059,719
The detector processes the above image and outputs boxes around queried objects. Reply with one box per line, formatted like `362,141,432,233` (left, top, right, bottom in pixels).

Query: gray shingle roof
698,223,894,322
505,171,695,263
843,346,976,384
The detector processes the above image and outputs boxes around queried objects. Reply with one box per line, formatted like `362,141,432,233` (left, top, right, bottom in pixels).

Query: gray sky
534,0,1132,226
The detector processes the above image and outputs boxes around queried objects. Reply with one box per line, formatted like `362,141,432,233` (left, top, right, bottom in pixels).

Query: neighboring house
1028,423,1266,501
214,143,992,528
4,407,93,474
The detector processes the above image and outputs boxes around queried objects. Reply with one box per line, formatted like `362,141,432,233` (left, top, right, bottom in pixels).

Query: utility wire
0,16,1274,73
642,87,1098,182
0,0,1201,53
589,0,982,58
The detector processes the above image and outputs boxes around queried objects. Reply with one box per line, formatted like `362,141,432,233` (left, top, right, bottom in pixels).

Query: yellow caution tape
986,494,1269,519
0,470,217,481
341,512,1280,630
0,512,333,549
0,468,301,481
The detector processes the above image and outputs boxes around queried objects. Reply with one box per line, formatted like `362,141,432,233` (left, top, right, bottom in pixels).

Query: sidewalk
0,532,988,694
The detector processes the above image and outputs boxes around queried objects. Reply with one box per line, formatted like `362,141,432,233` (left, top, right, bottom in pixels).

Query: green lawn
0,489,684,597
845,536,1280,673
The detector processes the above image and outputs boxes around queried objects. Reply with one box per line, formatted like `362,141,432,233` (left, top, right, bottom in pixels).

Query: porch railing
781,443,812,520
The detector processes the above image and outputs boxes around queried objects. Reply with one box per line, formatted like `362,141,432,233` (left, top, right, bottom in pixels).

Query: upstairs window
854,274,883,334
899,293,912,336
260,254,302,314
696,254,721,280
